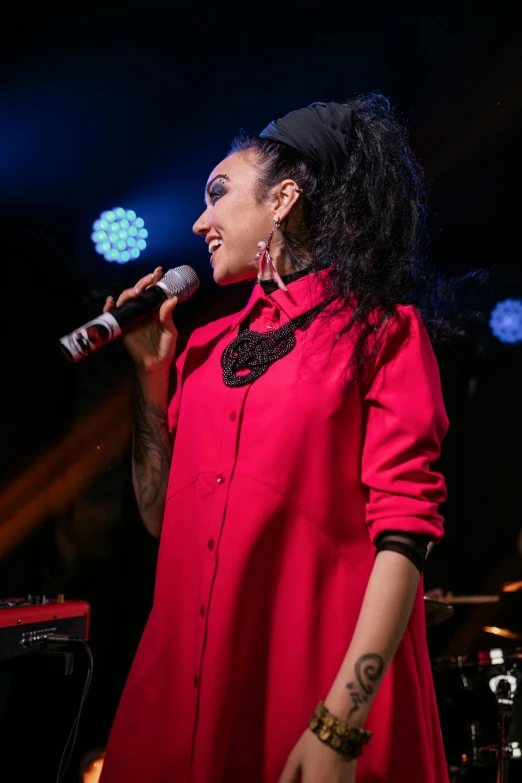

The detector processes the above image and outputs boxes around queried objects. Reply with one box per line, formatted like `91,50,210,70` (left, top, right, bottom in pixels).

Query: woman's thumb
158,296,178,330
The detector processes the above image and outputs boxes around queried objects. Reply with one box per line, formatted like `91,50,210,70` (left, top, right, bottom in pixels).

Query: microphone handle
59,285,168,363
112,286,168,330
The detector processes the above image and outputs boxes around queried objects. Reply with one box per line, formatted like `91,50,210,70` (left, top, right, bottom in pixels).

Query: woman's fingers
145,266,164,290
104,268,174,335
115,267,163,307
136,266,162,293
115,283,148,308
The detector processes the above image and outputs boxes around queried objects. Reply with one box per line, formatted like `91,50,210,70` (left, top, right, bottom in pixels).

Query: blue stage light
91,208,148,263
490,299,522,344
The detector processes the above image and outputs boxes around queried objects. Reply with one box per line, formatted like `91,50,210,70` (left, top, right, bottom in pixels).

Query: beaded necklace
221,296,336,388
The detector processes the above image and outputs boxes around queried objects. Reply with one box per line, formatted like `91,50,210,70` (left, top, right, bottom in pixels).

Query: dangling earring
254,218,287,292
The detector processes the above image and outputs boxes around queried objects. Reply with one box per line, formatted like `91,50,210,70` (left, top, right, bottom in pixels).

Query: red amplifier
0,597,90,661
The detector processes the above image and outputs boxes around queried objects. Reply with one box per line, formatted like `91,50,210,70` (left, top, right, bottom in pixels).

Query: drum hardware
424,597,455,627
428,585,522,780
492,673,517,782
433,647,522,782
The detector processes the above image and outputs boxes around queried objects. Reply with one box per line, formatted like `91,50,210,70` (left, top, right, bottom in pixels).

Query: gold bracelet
308,701,372,759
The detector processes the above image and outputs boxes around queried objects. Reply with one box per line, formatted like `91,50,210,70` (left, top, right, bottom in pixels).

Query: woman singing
100,94,449,783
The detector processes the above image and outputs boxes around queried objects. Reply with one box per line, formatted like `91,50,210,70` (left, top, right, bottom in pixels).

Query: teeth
208,239,223,253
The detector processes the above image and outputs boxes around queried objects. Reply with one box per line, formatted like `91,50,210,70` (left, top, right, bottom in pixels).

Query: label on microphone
59,313,121,363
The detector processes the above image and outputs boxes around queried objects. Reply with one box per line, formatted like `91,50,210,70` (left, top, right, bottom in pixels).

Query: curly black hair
230,93,470,375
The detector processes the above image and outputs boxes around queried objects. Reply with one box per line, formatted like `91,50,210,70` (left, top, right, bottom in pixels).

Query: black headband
259,101,354,172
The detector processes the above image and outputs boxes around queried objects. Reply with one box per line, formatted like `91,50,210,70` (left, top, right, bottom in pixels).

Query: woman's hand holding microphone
103,266,179,376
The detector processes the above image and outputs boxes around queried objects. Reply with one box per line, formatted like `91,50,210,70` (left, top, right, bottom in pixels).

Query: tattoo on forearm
133,383,172,511
345,653,384,718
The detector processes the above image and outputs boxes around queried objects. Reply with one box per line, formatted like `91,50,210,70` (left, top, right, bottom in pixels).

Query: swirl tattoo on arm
345,653,384,718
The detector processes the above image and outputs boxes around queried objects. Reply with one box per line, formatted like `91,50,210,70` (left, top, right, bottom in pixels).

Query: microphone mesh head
160,266,200,302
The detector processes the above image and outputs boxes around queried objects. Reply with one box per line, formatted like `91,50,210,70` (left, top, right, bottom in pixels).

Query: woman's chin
212,265,233,286
212,262,255,286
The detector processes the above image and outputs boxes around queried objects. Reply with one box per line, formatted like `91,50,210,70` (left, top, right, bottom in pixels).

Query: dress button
229,411,237,422
216,474,226,484
200,605,205,617
207,539,215,550
194,675,199,687
266,324,274,330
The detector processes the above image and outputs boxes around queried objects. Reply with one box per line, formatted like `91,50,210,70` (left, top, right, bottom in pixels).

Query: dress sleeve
361,306,449,543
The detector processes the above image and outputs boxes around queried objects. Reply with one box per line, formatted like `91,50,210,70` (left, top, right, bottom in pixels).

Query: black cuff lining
374,531,431,574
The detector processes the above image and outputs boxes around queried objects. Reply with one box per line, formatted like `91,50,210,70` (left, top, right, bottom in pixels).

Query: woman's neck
259,265,314,295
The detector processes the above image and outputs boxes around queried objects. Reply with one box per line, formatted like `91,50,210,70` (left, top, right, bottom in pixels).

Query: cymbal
483,625,522,641
424,597,454,627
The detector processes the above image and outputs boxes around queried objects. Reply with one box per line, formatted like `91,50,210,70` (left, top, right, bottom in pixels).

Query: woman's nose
193,209,210,237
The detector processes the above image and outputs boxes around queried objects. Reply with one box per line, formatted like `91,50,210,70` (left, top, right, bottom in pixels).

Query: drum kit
426,583,522,782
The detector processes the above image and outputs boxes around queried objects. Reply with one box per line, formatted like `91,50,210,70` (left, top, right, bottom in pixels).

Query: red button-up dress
101,270,449,783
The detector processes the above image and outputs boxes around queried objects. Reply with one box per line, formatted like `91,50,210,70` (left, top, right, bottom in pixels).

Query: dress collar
230,267,334,330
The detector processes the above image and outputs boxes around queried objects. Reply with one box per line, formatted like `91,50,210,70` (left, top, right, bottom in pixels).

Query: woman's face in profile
192,151,276,286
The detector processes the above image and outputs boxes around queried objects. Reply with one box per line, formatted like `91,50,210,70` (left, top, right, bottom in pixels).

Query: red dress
101,270,449,783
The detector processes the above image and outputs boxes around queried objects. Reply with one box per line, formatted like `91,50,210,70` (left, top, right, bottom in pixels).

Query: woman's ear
273,179,302,222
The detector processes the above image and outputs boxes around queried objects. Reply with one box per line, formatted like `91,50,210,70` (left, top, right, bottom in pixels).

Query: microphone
59,266,200,363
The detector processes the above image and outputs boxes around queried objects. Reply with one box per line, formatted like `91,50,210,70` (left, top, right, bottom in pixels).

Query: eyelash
209,184,226,206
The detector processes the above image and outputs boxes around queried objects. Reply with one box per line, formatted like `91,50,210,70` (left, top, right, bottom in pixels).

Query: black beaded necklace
221,296,336,388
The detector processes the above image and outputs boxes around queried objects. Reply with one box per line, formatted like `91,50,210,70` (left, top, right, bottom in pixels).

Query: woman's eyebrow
204,173,229,203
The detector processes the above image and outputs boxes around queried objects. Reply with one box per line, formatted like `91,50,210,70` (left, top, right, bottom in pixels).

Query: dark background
0,2,521,780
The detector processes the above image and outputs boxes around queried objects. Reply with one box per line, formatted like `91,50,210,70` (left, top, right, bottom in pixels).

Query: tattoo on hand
345,653,384,718
133,382,172,511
